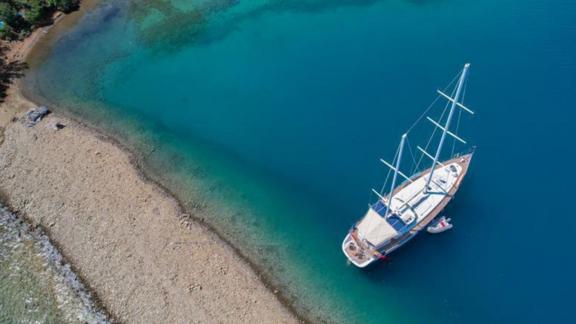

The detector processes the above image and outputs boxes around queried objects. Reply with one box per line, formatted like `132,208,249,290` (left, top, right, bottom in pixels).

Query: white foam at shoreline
0,206,110,323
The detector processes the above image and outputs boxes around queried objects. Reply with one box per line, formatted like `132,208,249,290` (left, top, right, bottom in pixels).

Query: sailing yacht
342,63,475,268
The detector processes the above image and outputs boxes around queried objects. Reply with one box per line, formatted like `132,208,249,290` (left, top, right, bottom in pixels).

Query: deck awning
357,208,398,247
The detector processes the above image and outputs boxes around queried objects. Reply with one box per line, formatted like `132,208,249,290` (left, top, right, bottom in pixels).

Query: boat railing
452,146,476,159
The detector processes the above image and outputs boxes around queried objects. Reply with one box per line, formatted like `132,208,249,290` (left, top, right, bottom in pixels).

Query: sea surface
18,0,576,322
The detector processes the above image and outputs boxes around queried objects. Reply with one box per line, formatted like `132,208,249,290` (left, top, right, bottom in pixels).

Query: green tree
1,0,81,40
0,3,18,25
47,0,80,12
24,2,46,24
0,24,16,40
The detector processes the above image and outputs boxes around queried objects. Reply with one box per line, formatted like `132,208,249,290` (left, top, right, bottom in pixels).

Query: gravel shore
0,6,299,323
0,97,298,323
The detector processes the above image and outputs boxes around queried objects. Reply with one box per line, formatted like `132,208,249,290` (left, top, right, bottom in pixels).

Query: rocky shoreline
0,206,111,323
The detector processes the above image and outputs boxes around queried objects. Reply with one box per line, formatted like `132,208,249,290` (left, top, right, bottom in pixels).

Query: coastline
0,3,301,323
0,207,111,323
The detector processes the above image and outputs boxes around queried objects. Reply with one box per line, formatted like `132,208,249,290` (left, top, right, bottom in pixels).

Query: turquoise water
25,0,576,322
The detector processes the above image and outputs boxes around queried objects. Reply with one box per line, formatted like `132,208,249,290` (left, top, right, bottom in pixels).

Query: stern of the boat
342,230,378,268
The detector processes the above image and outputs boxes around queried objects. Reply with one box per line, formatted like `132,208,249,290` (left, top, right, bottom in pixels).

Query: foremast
384,134,406,217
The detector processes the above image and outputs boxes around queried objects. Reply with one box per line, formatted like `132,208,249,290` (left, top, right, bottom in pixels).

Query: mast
425,63,470,193
384,133,407,217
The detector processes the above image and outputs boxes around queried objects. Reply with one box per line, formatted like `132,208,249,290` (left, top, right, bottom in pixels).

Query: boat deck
344,152,474,264
342,230,379,267
410,153,473,233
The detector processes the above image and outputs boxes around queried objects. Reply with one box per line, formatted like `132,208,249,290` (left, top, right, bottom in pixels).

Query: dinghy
426,216,453,234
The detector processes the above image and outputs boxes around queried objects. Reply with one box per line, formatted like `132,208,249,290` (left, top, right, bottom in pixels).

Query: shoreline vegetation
0,2,301,323
0,0,78,40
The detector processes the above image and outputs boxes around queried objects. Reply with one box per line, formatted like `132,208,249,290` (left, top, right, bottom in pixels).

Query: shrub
49,0,80,13
0,3,18,25
0,0,81,39
0,24,16,40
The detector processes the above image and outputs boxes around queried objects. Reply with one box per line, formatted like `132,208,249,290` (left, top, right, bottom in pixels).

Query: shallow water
0,208,109,323
24,0,576,322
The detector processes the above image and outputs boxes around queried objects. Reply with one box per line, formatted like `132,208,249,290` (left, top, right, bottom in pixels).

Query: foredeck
410,153,473,232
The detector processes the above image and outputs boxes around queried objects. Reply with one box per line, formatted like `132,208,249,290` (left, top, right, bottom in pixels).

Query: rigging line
451,102,463,157
426,73,460,161
379,164,393,196
407,70,461,173
413,97,450,174
405,96,440,134
452,80,466,156
405,71,461,135
379,69,463,197
409,142,423,184
380,143,400,194
406,136,418,171
371,140,400,206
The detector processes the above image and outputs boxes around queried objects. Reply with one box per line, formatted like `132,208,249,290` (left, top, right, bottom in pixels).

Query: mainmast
425,63,470,193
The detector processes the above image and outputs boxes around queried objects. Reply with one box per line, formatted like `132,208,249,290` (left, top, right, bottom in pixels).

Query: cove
25,0,576,322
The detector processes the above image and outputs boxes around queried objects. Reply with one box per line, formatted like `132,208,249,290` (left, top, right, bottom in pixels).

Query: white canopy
356,209,398,246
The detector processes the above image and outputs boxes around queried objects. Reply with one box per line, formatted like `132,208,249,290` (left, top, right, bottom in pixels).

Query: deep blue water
25,0,576,322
